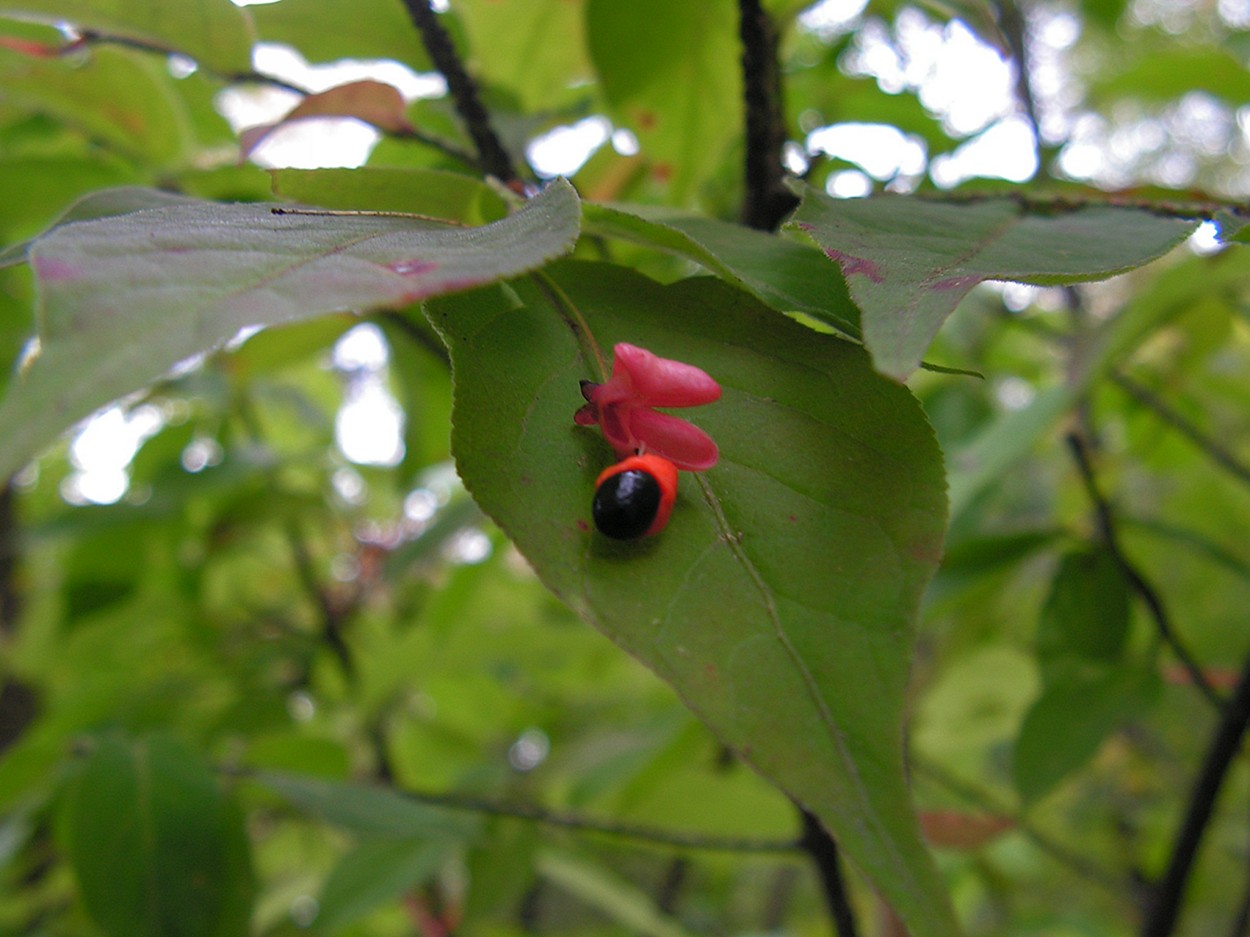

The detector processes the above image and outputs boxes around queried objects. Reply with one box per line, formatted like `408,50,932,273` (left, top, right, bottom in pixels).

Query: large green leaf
0,178,580,480
428,261,957,936
0,44,191,166
250,0,431,68
0,0,256,73
59,734,254,937
585,0,740,200
457,0,591,111
787,186,1198,380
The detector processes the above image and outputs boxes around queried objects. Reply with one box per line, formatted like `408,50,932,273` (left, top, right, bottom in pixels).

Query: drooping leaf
0,0,256,72
239,80,414,160
0,178,580,480
583,201,861,337
586,0,740,200
59,733,255,937
429,261,957,937
787,186,1199,380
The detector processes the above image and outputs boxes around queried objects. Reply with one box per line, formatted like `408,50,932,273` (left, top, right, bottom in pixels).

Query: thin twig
1064,431,1225,710
995,0,1042,155
798,809,860,937
1142,650,1250,937
1111,372,1250,490
738,0,798,231
398,0,521,185
234,396,357,681
393,785,802,854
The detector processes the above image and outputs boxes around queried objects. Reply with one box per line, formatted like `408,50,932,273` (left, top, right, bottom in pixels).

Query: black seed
592,469,661,540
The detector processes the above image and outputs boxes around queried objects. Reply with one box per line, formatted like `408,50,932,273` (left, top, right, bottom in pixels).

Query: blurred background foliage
2,0,1250,935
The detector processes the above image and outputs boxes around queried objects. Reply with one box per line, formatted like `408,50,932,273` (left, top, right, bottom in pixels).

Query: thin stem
996,0,1042,157
738,0,799,231
398,0,521,185
532,271,608,381
1064,431,1225,710
798,809,860,937
234,395,356,681
1111,372,1250,490
372,784,801,854
1142,650,1250,937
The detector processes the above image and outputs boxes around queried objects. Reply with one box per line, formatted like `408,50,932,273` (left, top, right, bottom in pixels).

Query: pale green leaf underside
788,186,1199,380
0,179,580,480
430,262,957,937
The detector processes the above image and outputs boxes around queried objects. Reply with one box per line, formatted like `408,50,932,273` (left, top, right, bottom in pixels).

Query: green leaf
315,836,455,932
250,0,431,67
0,45,191,166
586,0,740,200
0,178,580,480
1037,549,1131,673
269,166,509,224
1089,46,1250,107
457,0,591,110
537,849,701,937
429,261,957,937
786,186,1198,380
59,733,255,937
583,201,861,337
947,249,1250,518
253,771,478,840
0,0,256,72
1013,663,1160,805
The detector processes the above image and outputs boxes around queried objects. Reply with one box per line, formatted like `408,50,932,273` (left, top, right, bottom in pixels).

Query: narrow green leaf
0,179,580,480
0,0,256,72
1013,663,1160,804
583,202,861,337
787,186,1198,380
315,836,454,932
948,249,1250,518
269,167,509,224
253,771,478,840
537,850,700,937
60,734,255,937
430,261,958,936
